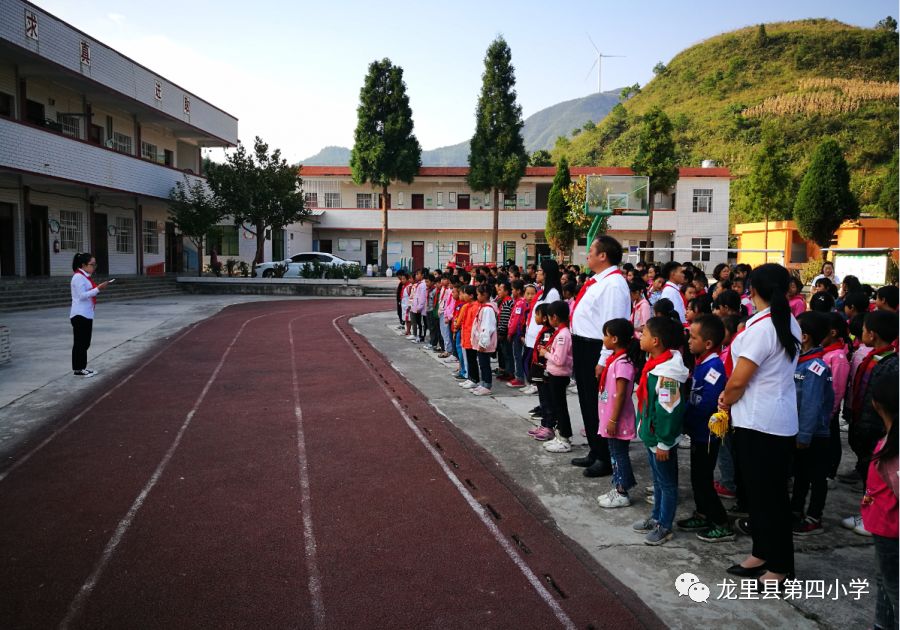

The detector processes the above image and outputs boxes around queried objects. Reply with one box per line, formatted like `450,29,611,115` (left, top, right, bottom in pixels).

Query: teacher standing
570,236,632,477
70,252,111,378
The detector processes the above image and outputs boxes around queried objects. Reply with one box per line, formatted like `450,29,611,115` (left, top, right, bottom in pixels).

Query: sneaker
544,435,572,453
839,419,850,433
506,379,525,387
793,516,824,536
714,481,736,499
453,373,467,380
528,406,541,414
632,517,658,533
497,373,513,381
532,427,555,441
676,514,711,531
854,521,873,537
405,334,415,340
644,525,674,546
520,384,538,395
438,352,450,358
842,514,873,536
678,435,691,449
460,380,477,389
734,518,752,536
598,489,632,508
644,485,655,496
84,368,97,376
697,524,736,543
527,426,543,437
472,386,493,396
73,369,95,378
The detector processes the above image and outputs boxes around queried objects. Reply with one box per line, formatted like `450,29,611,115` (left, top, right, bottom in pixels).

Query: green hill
553,19,899,220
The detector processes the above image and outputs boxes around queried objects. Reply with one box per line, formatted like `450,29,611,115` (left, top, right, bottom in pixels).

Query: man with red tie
660,261,687,324
569,236,632,477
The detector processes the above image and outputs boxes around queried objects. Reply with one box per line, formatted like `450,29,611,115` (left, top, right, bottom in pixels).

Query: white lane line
59,310,297,630
0,322,201,483
331,317,578,630
288,317,325,627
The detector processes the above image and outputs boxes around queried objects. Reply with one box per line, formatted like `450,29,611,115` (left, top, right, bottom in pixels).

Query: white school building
299,165,732,271
0,0,238,278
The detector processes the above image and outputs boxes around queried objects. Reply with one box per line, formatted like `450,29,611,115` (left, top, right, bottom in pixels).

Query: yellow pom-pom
708,410,731,440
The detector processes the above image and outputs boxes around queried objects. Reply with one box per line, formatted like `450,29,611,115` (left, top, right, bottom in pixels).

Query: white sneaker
841,514,872,536
73,369,95,378
543,435,572,453
679,435,691,449
472,386,493,396
520,384,537,395
405,334,415,340
598,488,632,508
839,420,850,433
460,380,477,389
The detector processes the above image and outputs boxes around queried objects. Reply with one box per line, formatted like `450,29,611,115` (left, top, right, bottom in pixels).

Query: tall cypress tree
545,157,575,260
351,59,422,272
632,107,678,261
746,134,794,254
793,139,858,250
467,37,528,264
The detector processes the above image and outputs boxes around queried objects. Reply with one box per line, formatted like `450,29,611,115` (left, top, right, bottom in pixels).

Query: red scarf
598,349,626,393
823,341,845,355
525,289,544,329
571,270,625,319
666,281,688,309
723,313,772,375
532,324,567,364
852,345,896,420
695,350,715,368
76,269,98,305
636,349,673,413
798,349,826,364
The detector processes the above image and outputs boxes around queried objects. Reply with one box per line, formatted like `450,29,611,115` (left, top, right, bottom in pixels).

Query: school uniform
544,325,573,439
730,307,801,576
685,353,728,525
597,352,637,492
411,280,427,340
495,295,514,375
660,281,687,324
472,302,498,388
438,287,454,355
507,297,528,381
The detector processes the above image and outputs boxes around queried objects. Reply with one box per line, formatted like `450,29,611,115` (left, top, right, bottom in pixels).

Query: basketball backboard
584,175,650,216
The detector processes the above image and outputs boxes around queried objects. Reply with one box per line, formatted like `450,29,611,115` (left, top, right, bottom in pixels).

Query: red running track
0,300,662,629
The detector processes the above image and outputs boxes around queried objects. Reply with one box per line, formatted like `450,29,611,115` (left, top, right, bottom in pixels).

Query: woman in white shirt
70,253,111,377
523,259,562,395
809,261,840,289
719,263,800,586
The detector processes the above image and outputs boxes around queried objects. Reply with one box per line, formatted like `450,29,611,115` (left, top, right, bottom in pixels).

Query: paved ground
0,298,661,629
352,311,879,630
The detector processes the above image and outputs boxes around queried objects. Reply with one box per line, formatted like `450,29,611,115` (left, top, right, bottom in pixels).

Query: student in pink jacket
411,269,428,342
823,312,852,481
471,285,498,396
540,300,575,454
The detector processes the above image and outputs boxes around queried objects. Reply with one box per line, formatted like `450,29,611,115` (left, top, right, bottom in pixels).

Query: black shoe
734,518,752,536
583,462,613,478
529,406,542,415
570,455,596,468
726,562,767,578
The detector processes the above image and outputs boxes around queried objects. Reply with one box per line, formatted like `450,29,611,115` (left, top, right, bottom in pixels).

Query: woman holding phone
70,252,112,377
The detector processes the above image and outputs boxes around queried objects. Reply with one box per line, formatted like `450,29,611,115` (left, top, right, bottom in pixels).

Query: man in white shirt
660,261,687,324
569,236,632,477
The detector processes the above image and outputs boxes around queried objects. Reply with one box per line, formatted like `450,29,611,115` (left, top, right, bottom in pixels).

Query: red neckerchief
525,289,544,328
572,270,625,319
533,324,567,363
531,325,553,363
636,349,674,413
598,349,626,394
696,350,716,366
798,349,826,364
724,313,772,375
665,281,688,309
76,269,98,305
852,345,896,420
823,341,845,356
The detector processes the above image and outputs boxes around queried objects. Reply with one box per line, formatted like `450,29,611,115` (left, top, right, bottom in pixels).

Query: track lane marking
332,316,578,630
288,316,325,627
59,309,300,629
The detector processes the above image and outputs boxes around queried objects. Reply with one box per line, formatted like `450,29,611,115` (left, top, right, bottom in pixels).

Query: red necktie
570,278,596,318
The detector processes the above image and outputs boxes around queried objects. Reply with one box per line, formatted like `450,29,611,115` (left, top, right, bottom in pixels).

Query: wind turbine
585,34,624,94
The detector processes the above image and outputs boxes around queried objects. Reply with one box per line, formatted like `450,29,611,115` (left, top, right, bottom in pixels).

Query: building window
207,225,239,256
115,217,134,253
324,192,341,208
143,220,159,254
56,114,80,138
437,192,444,207
305,192,318,208
113,132,133,155
356,193,373,209
58,210,84,251
692,237,711,262
397,191,405,206
638,240,656,262
504,193,517,209
692,189,713,213
141,141,158,162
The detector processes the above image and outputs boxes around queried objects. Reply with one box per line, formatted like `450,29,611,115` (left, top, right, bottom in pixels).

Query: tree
529,150,553,166
582,120,596,132
206,137,307,268
619,83,641,102
793,139,859,250
350,58,422,271
545,158,576,260
652,62,667,76
632,107,679,261
755,24,769,48
877,151,899,219
746,135,794,255
467,36,528,264
562,175,608,240
168,177,225,276
876,16,898,32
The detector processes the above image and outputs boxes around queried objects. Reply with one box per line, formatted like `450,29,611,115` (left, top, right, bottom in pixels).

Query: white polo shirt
660,282,687,323
569,266,631,340
70,271,99,319
524,288,560,347
730,307,801,437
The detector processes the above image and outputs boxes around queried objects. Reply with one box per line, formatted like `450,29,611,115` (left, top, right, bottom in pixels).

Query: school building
298,165,731,271
0,0,238,278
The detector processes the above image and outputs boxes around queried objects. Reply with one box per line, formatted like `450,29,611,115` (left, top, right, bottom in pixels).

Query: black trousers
791,437,831,519
465,348,479,383
71,315,93,371
827,410,842,479
428,313,441,348
733,427,795,575
572,335,611,466
690,440,727,525
544,375,572,438
411,312,424,340
397,301,402,325
849,421,885,486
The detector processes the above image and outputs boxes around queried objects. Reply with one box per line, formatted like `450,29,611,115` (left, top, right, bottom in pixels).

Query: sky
35,0,898,163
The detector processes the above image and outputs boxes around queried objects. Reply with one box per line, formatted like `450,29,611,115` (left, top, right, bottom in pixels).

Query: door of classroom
92,213,109,276
24,204,49,277
503,241,517,266
0,203,15,276
165,221,182,273
411,241,424,270
456,241,470,267
411,194,425,209
457,194,470,209
319,239,333,254
365,240,379,266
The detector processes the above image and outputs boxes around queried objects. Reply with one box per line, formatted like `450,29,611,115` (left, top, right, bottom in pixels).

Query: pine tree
467,37,528,264
632,107,679,261
746,135,794,253
545,157,575,260
878,151,898,219
756,24,769,48
793,139,859,249
350,58,422,272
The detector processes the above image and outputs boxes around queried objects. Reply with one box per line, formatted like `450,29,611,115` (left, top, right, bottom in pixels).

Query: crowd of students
394,238,898,627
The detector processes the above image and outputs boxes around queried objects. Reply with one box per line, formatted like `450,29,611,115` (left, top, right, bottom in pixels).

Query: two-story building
0,0,238,277
298,165,731,270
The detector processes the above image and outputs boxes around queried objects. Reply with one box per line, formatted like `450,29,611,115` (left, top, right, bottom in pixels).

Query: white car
256,252,360,278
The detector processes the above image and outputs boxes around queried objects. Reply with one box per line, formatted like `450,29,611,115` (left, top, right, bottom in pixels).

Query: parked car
256,252,360,278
